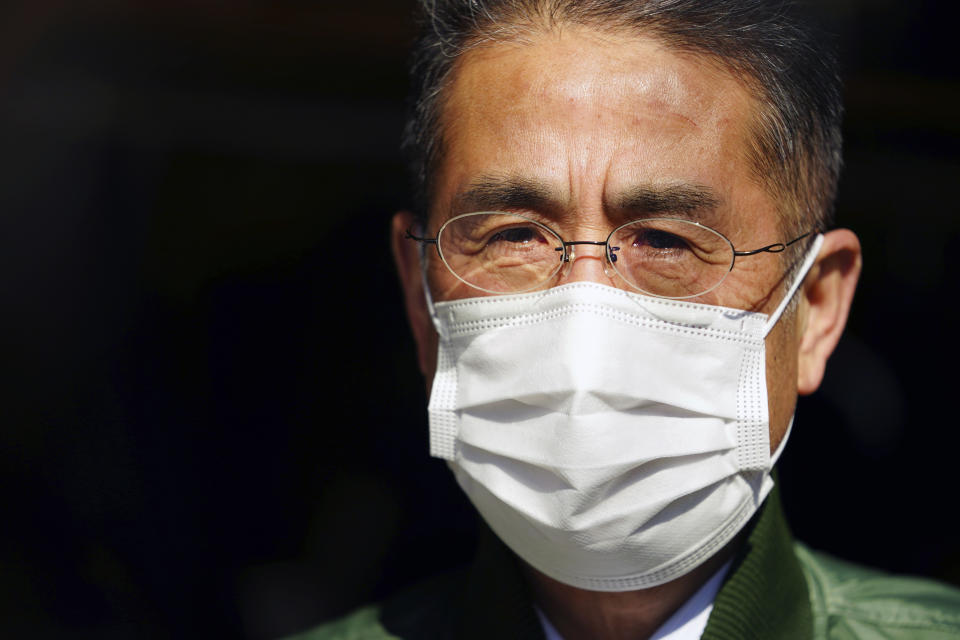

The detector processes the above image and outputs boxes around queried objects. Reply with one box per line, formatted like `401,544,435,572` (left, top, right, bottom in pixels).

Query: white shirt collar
535,560,732,640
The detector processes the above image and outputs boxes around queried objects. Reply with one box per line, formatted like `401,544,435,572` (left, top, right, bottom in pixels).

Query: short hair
402,0,843,238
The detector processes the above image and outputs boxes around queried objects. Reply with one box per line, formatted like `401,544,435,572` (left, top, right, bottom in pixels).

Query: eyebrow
453,175,563,216
450,176,722,224
612,184,721,220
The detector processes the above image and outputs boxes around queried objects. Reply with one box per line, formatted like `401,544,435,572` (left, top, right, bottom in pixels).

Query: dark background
1,1,957,638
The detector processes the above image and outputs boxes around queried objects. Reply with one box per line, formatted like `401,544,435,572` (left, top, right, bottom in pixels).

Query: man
296,1,960,638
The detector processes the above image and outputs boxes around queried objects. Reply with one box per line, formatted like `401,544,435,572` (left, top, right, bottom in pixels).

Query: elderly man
297,1,960,638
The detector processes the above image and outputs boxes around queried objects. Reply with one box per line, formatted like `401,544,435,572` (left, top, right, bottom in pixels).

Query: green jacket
290,488,960,639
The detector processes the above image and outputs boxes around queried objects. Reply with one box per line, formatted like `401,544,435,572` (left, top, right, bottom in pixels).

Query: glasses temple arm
733,229,816,257
405,229,438,245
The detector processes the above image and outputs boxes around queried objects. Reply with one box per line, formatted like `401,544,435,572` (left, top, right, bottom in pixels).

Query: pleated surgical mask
424,235,822,591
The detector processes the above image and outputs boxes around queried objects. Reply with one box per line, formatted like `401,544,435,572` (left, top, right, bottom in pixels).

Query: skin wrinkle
440,31,728,213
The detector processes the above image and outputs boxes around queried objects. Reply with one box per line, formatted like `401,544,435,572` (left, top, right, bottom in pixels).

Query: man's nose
558,243,618,286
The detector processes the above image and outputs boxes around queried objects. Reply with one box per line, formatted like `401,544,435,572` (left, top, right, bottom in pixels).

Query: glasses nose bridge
561,239,610,263
559,239,618,285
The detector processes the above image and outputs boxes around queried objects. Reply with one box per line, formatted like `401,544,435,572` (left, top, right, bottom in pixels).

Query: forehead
432,27,777,242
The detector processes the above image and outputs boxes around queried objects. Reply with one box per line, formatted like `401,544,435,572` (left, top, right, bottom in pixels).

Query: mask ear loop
762,234,824,336
762,234,821,468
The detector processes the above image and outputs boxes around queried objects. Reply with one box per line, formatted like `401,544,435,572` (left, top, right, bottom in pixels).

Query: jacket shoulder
795,543,960,639
281,569,463,640
283,605,397,640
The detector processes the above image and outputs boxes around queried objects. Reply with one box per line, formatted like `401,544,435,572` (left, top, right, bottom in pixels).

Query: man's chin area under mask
518,527,746,636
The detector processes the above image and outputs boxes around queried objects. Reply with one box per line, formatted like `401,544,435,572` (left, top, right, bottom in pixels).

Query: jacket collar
702,484,813,640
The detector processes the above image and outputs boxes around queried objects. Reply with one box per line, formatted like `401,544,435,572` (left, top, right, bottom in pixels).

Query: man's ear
796,228,862,395
391,211,438,380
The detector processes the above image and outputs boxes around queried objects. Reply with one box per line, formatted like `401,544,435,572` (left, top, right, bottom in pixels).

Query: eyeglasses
407,212,815,299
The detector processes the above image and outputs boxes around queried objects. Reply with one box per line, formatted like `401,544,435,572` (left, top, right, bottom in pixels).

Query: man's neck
524,542,737,640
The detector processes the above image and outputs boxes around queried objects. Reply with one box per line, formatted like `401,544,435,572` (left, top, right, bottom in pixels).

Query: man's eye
489,226,540,244
633,229,690,251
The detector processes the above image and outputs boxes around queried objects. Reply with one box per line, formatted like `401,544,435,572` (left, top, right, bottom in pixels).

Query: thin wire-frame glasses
407,211,815,299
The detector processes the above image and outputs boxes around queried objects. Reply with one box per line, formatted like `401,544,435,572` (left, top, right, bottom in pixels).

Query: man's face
407,27,808,450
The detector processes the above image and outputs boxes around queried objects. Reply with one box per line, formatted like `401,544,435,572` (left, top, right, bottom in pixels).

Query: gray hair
402,0,843,240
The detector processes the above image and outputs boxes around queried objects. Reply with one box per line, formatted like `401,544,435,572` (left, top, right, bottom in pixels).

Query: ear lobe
391,211,438,380
796,228,862,395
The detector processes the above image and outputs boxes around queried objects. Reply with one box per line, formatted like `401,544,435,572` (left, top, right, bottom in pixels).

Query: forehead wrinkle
436,28,775,247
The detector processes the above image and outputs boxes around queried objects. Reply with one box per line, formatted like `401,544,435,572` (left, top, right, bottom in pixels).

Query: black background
1,1,958,638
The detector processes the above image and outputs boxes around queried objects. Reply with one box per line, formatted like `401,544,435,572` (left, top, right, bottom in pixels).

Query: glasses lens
436,212,565,293
608,218,734,298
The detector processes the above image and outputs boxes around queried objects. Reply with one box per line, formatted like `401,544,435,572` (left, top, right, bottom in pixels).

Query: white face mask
424,236,822,592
